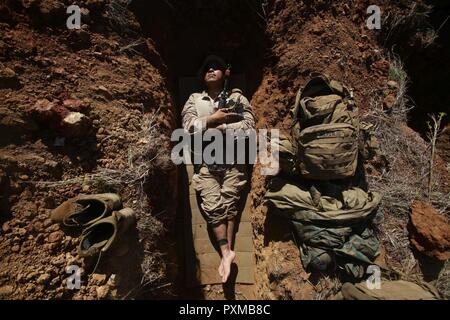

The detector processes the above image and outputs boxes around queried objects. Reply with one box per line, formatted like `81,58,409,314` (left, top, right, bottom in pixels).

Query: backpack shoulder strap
291,87,303,122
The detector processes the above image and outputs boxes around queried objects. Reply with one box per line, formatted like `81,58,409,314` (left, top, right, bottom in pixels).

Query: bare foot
221,250,236,283
218,261,224,277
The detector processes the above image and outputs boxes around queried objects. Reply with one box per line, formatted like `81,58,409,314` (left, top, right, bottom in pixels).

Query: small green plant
387,54,410,122
426,112,446,199
388,57,407,86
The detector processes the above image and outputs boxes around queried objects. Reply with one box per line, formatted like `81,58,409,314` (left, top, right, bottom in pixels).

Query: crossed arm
181,94,256,133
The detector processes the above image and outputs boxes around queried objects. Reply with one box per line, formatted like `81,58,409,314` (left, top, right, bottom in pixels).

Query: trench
130,0,269,299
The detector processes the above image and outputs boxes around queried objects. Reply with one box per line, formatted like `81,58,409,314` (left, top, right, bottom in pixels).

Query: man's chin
206,78,219,84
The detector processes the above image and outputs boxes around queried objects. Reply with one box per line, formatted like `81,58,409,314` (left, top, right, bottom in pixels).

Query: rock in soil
409,200,450,261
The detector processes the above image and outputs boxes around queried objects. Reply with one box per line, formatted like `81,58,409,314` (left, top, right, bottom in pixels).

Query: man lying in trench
181,55,256,283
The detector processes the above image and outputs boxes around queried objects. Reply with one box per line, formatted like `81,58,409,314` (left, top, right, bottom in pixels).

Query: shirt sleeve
181,94,209,133
226,94,256,130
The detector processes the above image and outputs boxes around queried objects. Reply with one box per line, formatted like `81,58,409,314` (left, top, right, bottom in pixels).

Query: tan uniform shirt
181,89,255,133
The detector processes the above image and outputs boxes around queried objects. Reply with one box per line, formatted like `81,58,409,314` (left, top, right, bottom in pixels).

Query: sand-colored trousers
192,165,247,226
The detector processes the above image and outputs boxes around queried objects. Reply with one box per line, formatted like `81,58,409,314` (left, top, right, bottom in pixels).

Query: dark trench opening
130,0,269,298
130,0,268,115
387,2,450,160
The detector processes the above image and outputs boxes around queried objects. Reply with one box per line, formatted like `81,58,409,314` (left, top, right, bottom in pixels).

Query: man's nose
207,67,215,73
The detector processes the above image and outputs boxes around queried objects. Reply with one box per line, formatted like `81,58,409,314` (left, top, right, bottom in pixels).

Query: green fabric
265,178,381,224
299,246,332,271
264,177,381,278
292,221,351,248
338,281,440,300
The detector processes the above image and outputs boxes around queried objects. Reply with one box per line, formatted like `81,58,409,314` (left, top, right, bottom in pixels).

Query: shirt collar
201,90,219,102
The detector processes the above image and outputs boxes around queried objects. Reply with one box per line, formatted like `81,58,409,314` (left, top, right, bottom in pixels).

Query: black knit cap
198,55,227,79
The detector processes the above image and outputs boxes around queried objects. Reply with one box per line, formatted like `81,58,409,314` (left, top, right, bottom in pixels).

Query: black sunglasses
204,62,223,72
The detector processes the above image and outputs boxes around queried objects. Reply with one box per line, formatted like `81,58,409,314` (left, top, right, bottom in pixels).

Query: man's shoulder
189,92,206,99
229,88,250,104
186,92,207,105
229,88,243,95
229,88,247,100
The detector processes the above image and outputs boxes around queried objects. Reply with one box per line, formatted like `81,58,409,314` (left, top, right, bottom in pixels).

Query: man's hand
207,108,243,128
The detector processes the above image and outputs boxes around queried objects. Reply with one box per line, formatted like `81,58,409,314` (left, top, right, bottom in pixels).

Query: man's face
203,64,224,86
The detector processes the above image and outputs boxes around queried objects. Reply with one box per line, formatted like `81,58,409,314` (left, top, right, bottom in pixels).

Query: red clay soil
409,200,450,261
0,0,177,299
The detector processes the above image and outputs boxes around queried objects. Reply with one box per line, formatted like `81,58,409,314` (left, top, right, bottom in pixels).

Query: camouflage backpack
290,74,360,180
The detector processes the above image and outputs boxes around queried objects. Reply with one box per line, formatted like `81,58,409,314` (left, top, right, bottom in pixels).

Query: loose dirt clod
409,200,450,261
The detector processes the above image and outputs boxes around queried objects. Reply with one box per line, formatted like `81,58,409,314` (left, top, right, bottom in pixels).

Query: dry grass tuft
382,2,436,48
313,275,342,300
105,0,136,34
436,260,450,300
